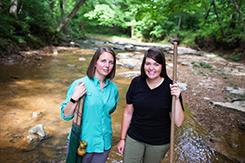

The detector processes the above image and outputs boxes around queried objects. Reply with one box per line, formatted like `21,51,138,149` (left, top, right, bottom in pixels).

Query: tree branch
56,0,85,33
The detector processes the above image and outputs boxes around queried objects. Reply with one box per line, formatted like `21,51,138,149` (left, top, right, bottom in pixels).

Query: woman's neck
146,77,164,89
95,73,105,82
95,74,105,89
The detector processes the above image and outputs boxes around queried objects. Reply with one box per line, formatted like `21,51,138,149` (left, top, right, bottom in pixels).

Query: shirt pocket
84,91,102,110
85,91,93,102
86,91,92,96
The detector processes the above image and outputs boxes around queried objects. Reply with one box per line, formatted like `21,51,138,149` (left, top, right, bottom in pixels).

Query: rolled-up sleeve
60,79,81,121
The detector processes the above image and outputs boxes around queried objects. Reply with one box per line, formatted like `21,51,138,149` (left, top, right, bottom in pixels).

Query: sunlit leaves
84,4,116,26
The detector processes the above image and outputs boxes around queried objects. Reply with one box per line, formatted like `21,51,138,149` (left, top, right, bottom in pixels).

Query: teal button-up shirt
61,76,119,153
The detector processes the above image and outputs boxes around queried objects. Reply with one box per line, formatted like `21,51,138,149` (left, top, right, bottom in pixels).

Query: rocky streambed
0,37,244,162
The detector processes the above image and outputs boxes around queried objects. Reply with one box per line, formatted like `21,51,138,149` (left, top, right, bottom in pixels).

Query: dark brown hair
140,47,168,78
87,47,116,80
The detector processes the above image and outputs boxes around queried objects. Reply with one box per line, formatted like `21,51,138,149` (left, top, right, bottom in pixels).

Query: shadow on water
0,48,242,162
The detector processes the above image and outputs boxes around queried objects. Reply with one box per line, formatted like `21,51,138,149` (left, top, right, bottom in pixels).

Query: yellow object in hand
77,140,87,156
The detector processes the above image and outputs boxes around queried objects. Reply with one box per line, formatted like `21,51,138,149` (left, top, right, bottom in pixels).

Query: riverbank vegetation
0,0,244,60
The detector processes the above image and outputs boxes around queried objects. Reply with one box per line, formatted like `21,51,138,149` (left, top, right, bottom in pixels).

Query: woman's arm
170,83,185,127
174,98,184,127
117,104,134,154
64,82,86,117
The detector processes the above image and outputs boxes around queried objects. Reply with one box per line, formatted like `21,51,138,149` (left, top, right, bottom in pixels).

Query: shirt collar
93,76,110,87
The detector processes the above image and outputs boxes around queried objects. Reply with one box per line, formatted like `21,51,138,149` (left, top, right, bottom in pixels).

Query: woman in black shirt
117,47,184,163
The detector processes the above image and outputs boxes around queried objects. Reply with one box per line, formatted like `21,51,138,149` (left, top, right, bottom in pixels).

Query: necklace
146,77,164,90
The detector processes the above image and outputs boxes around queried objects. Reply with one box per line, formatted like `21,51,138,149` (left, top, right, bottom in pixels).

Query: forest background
0,0,244,61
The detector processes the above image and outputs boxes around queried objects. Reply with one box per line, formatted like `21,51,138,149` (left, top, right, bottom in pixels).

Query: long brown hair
87,47,116,80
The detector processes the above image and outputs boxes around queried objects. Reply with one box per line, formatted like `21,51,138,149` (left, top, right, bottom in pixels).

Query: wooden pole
169,41,178,163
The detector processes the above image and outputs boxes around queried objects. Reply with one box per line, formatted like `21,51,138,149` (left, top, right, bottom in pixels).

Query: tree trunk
56,0,85,33
59,0,65,20
131,25,135,38
231,0,242,15
0,2,2,11
178,14,182,30
231,0,245,34
130,18,136,38
49,0,56,18
9,0,18,17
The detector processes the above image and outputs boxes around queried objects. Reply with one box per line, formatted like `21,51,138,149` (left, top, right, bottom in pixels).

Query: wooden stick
169,41,178,163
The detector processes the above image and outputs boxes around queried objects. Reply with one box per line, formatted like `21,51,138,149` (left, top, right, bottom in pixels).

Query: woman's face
95,52,114,78
144,57,162,80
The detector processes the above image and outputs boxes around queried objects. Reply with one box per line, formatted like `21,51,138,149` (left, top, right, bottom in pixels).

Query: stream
0,41,243,162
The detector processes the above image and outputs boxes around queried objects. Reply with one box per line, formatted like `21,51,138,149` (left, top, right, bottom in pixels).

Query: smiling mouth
147,71,156,75
103,69,109,73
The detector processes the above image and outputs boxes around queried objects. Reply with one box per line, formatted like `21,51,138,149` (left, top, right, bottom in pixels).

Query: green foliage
225,53,242,62
0,16,15,38
192,61,212,69
0,1,15,38
179,31,197,46
67,19,86,39
0,0,244,57
84,3,128,28
150,25,165,40
0,0,58,54
20,0,56,37
85,4,115,27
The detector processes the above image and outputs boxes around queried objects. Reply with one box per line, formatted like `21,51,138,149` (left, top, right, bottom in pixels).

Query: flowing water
0,49,239,162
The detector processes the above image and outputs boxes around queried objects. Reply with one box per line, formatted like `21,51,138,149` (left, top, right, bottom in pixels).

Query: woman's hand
71,82,86,101
170,83,181,98
117,139,125,155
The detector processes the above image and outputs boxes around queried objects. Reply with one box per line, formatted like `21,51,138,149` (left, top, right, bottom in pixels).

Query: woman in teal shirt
61,47,119,163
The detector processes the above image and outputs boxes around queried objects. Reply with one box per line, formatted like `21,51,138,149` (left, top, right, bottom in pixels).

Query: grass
191,61,213,69
225,53,242,62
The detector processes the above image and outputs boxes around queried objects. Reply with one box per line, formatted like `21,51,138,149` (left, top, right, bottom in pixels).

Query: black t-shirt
126,76,183,145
